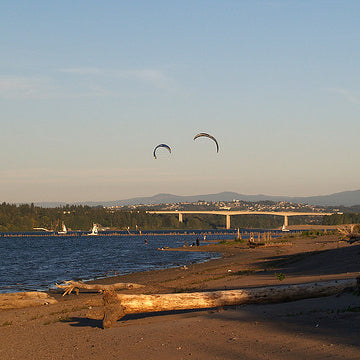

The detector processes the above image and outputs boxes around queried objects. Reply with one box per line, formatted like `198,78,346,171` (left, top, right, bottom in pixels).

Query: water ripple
0,233,227,293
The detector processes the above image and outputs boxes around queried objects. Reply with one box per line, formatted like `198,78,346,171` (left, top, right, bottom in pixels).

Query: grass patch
218,240,232,245
218,238,246,245
279,238,292,243
248,242,266,248
301,230,326,238
275,272,286,281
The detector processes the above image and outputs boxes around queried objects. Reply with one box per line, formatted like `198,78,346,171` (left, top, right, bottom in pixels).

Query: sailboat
58,222,67,235
87,223,99,236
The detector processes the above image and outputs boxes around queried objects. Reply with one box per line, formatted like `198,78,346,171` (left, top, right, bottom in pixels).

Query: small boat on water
87,223,99,236
58,223,67,235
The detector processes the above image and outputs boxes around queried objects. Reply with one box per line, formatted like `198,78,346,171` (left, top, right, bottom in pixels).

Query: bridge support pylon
226,214,231,229
283,215,288,229
178,213,183,223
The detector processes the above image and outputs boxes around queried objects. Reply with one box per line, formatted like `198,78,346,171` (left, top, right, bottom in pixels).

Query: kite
193,132,219,153
153,144,171,159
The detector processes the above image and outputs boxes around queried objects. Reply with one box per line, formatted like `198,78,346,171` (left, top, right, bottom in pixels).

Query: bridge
146,210,335,229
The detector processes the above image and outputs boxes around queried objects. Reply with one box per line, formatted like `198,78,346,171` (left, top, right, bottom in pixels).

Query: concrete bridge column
178,213,183,223
283,215,288,228
226,214,231,229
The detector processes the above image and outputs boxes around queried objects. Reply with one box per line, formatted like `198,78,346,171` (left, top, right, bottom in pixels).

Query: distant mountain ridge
34,189,360,207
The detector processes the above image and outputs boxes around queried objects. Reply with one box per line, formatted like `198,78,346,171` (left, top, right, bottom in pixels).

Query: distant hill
286,190,360,207
34,189,360,207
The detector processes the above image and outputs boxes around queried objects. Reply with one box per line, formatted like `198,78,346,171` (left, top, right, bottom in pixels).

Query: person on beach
144,238,148,244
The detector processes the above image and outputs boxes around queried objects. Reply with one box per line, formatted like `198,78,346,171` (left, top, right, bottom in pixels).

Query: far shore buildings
107,199,331,214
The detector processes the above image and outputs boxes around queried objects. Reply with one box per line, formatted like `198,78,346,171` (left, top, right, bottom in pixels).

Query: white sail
58,222,67,234
88,223,99,236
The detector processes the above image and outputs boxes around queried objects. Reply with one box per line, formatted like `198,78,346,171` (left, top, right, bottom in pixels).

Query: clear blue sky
1,1,359,203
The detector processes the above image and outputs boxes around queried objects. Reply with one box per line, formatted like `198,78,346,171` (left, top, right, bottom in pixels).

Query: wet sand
1,233,359,359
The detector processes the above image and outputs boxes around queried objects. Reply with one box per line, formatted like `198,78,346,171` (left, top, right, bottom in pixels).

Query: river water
0,231,239,293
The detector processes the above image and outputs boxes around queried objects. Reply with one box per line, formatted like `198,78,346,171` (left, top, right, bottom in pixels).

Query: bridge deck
147,210,334,216
147,211,334,229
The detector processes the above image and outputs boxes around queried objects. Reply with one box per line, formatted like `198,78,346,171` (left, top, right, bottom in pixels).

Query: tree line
0,202,358,232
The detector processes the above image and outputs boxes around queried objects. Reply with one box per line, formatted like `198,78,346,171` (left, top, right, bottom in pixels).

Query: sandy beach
1,232,359,359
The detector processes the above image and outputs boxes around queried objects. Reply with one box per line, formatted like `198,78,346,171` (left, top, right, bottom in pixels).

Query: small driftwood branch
0,292,57,310
102,278,359,328
56,280,145,296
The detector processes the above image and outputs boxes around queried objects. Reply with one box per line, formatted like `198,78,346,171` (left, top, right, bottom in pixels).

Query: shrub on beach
301,230,325,238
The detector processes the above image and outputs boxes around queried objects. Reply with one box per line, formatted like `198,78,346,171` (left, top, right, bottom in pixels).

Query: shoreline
0,232,238,295
1,232,357,297
0,241,224,296
1,227,295,295
1,233,360,359
0,229,239,238
52,233,359,301
0,225,339,238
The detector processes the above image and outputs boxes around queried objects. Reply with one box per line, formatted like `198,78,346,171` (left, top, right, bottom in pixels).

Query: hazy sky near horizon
1,1,360,203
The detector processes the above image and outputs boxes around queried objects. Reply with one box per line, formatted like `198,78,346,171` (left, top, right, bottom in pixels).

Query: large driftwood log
102,278,359,328
0,292,57,310
56,280,145,296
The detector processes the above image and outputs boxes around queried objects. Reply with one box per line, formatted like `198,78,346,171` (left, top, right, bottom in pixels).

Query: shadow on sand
62,317,103,328
255,243,360,277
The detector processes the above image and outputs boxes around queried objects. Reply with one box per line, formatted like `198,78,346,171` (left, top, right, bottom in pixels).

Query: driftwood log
56,280,145,296
337,224,360,242
0,292,57,310
102,278,359,328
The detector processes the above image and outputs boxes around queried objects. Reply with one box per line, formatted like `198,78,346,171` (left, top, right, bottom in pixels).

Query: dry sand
0,233,359,359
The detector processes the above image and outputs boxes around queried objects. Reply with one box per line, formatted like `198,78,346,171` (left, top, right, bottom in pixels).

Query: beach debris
337,224,360,243
193,132,219,153
56,280,145,296
101,277,359,328
0,291,57,310
153,143,171,159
